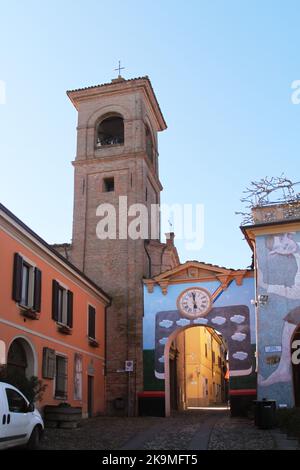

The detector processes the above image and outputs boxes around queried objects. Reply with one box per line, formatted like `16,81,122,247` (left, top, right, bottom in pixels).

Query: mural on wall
155,305,252,379
257,231,300,405
143,271,256,393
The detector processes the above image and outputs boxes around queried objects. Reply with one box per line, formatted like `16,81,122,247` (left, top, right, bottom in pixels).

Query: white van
0,382,44,449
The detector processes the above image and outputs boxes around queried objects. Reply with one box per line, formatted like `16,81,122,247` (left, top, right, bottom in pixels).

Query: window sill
57,323,72,335
20,306,39,320
88,337,99,348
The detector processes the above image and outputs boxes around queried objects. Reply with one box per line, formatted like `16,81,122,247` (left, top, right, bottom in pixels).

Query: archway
292,326,300,407
7,337,37,380
164,325,229,416
96,114,124,147
143,261,256,417
153,305,253,416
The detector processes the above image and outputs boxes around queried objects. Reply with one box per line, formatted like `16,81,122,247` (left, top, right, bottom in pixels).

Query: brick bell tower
67,75,168,415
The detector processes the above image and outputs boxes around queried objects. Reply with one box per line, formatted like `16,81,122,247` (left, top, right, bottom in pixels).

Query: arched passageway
166,325,229,413
7,337,36,380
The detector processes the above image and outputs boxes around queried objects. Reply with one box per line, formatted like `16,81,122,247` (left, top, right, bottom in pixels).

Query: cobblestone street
208,415,275,450
40,408,298,450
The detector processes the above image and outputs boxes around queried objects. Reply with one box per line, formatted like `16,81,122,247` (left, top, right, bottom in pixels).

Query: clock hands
191,292,198,311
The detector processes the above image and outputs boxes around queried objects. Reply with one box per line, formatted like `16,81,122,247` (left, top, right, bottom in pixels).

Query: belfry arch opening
164,325,229,416
145,124,154,163
96,114,124,147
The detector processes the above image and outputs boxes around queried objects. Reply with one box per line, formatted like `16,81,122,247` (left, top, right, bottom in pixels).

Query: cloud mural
231,332,246,342
152,303,254,385
211,316,226,326
230,315,245,324
176,318,190,327
159,337,168,345
233,351,248,361
193,318,208,325
159,319,173,329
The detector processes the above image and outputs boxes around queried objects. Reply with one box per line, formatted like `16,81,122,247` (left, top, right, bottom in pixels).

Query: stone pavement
208,415,275,449
122,408,222,450
40,408,300,450
208,415,300,450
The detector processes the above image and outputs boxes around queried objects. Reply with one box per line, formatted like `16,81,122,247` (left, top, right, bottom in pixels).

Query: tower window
103,177,115,192
146,125,154,163
96,116,124,147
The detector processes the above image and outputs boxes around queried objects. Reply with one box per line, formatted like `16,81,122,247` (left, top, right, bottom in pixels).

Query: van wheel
27,426,41,450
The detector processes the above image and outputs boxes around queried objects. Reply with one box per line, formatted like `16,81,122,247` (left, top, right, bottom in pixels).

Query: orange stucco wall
0,224,107,417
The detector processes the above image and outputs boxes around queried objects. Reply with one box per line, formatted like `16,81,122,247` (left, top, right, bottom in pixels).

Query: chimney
165,232,175,246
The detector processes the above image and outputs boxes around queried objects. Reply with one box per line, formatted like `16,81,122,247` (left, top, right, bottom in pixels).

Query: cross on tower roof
114,60,125,78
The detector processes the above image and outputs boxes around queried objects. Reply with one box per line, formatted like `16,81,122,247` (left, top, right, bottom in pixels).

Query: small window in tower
146,125,154,163
96,115,124,147
103,177,115,192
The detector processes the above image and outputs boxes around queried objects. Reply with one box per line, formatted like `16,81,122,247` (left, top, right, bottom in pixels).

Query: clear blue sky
1,0,299,269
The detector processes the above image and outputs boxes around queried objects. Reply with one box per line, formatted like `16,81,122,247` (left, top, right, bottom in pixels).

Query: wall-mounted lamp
251,295,269,306
258,294,269,305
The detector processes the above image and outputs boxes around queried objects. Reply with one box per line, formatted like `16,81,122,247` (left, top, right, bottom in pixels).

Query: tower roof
67,76,167,131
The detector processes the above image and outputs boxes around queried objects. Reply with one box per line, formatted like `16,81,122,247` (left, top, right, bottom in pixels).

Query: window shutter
67,290,73,328
12,253,23,302
88,305,96,339
42,347,56,379
33,268,42,312
52,280,59,321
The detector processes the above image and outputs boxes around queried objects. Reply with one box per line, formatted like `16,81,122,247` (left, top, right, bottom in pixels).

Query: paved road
41,408,225,450
40,407,298,450
121,408,224,450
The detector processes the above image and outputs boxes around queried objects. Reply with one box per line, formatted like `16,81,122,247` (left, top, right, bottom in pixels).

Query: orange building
0,203,110,418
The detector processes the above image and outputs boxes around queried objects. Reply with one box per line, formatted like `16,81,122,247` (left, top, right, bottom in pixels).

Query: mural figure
258,232,300,386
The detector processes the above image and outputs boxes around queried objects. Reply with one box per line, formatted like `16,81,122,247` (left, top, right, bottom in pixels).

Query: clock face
177,287,212,319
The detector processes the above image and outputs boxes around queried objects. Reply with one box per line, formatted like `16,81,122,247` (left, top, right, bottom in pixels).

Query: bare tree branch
236,175,300,225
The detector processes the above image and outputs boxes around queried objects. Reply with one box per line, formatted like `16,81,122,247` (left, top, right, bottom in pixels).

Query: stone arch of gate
154,305,252,416
7,336,37,379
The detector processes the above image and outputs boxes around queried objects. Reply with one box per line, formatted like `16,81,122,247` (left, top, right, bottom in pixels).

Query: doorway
6,337,36,380
292,327,300,407
87,375,94,417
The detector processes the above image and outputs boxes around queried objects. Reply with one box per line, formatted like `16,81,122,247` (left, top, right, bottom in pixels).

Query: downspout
144,240,152,278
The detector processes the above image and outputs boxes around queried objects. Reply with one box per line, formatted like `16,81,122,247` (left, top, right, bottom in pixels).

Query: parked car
0,382,44,449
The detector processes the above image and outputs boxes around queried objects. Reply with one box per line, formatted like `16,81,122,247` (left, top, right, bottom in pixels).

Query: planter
88,338,99,348
57,323,72,335
20,308,39,320
44,404,82,429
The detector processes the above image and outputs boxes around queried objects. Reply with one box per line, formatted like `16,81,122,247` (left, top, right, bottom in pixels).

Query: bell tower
67,76,167,414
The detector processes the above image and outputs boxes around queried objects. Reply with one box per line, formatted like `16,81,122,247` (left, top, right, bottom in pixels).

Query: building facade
142,261,256,416
0,204,110,417
243,201,300,408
